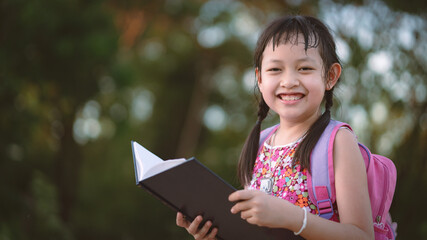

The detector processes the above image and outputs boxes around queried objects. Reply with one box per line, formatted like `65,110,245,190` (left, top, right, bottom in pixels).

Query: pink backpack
259,120,397,239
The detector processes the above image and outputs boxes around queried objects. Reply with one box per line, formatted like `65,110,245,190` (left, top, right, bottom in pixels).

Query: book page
143,158,186,180
132,141,163,183
131,141,186,182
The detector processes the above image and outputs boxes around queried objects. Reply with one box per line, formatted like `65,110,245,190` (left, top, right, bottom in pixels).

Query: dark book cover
133,144,302,240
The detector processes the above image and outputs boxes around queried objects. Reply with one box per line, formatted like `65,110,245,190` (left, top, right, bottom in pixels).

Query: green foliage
0,0,118,239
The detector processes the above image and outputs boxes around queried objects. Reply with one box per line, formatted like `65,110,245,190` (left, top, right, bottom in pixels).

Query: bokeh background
1,0,426,239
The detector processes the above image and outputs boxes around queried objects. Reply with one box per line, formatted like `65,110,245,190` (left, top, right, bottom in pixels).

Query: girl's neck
275,112,321,145
273,124,307,146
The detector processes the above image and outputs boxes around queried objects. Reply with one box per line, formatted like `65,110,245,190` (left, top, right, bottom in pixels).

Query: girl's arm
229,128,374,240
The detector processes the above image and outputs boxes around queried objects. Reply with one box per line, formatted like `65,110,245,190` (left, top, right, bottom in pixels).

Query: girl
177,15,374,240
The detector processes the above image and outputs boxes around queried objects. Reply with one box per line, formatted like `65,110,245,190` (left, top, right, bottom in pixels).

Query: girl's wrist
278,201,307,231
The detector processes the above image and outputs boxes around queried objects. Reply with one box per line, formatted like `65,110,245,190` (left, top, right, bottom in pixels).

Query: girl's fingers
176,212,190,228
207,227,218,239
228,189,254,202
177,213,217,239
239,209,253,220
187,215,203,235
230,198,253,214
195,220,213,238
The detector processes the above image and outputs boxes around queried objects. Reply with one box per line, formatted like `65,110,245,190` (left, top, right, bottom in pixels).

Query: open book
131,141,301,240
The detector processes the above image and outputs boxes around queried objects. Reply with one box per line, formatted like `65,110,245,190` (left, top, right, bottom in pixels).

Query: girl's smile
258,39,328,125
277,92,305,104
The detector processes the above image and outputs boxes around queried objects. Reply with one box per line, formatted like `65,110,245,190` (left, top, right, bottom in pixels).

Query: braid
293,89,334,171
324,89,333,111
238,96,270,186
257,97,270,123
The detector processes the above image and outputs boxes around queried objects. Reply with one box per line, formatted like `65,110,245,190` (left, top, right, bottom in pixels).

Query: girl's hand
228,189,297,229
176,212,218,240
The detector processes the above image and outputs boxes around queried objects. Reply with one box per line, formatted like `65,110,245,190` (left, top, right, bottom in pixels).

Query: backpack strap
307,119,352,219
259,121,354,220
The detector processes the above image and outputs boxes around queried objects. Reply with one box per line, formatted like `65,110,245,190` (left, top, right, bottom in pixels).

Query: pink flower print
287,191,298,203
270,151,277,159
300,183,306,192
277,178,286,188
283,155,292,165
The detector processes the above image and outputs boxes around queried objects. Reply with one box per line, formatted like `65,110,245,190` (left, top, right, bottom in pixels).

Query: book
131,141,302,240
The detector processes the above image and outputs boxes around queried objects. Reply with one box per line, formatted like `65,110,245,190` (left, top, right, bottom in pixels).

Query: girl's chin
275,110,322,123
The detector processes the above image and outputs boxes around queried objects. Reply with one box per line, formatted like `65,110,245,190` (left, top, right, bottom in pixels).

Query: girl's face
258,40,336,125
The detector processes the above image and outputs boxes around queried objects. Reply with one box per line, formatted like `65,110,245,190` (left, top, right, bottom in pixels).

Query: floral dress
248,133,340,220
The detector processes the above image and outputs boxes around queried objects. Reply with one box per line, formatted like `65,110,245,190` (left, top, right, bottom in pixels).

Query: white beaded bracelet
294,207,308,235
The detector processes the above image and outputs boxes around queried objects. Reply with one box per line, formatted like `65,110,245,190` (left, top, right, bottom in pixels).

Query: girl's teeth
281,95,302,101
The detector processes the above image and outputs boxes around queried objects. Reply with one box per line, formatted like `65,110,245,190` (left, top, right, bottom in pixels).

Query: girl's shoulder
332,121,359,148
327,120,361,162
334,127,359,151
332,122,366,174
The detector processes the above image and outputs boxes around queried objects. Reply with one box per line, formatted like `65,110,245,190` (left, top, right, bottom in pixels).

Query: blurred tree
0,0,118,239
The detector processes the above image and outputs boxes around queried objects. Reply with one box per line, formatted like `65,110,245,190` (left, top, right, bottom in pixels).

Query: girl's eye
299,67,313,71
268,68,281,72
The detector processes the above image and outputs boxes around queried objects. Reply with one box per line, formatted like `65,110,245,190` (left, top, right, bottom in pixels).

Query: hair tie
256,119,261,125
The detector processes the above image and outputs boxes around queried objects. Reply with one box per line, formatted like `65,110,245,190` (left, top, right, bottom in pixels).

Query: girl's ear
256,68,262,85
326,63,342,90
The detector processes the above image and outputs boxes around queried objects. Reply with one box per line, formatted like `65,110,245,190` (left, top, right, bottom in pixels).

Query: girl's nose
280,72,299,88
